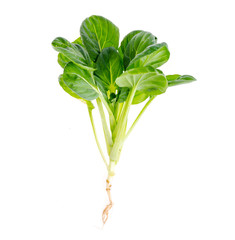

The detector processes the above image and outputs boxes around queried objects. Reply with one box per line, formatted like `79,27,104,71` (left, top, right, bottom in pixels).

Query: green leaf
117,87,129,103
57,37,85,68
123,31,156,69
116,67,168,95
80,15,119,61
52,37,94,70
166,74,196,87
119,30,142,57
156,69,164,74
63,62,99,100
132,91,148,104
58,75,94,109
127,43,170,70
73,37,84,46
94,75,108,102
58,53,70,68
95,47,123,94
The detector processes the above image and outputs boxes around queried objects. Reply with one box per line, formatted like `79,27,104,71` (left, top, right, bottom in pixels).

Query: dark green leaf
57,37,85,68
109,93,117,103
156,69,164,74
167,74,196,87
52,37,93,70
58,75,94,109
63,62,99,100
80,15,119,61
123,31,156,69
116,67,168,95
94,75,108,102
127,43,170,70
119,30,142,57
95,47,123,94
117,87,129,103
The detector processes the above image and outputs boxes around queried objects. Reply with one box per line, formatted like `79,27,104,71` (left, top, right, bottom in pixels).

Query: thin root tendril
102,179,113,224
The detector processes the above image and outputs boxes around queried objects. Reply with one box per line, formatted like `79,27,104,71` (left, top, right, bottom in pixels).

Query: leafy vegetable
127,42,170,69
95,47,123,93
118,30,142,57
58,74,94,109
116,66,168,94
52,37,94,71
123,31,156,69
166,74,196,86
63,62,99,100
80,15,119,61
52,15,196,224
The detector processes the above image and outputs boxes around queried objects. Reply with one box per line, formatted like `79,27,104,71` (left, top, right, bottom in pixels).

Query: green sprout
52,15,196,224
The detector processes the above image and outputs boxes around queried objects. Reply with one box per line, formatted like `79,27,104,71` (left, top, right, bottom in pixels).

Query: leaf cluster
52,15,195,112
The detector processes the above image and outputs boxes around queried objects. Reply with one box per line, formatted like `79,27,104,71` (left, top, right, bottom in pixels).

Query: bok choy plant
52,15,196,224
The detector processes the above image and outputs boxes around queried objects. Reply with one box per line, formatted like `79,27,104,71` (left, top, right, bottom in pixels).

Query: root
102,179,113,224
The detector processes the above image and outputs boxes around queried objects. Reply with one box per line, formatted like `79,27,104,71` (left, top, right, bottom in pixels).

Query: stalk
125,95,156,140
113,102,124,121
110,87,137,163
87,106,108,169
98,92,116,131
96,98,113,154
102,88,136,224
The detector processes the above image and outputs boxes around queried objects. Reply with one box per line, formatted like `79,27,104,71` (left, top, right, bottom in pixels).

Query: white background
0,0,235,239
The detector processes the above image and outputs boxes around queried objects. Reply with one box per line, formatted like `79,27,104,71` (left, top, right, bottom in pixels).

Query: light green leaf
119,30,142,57
95,47,123,94
58,53,70,68
73,37,84,46
59,75,94,109
167,74,196,87
132,91,148,104
127,43,170,70
63,62,99,100
80,15,119,61
123,31,156,69
116,67,168,95
52,37,94,70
